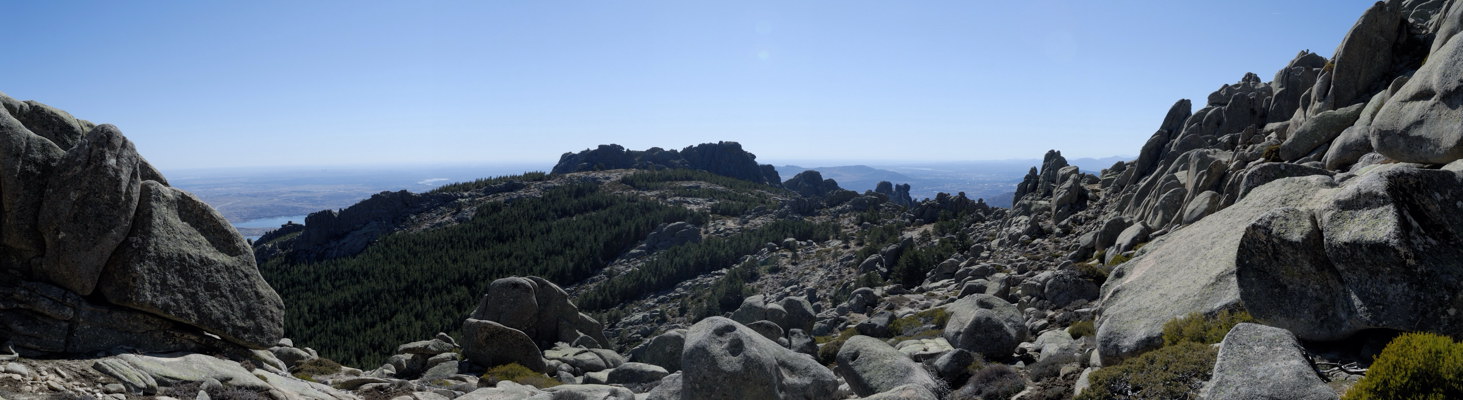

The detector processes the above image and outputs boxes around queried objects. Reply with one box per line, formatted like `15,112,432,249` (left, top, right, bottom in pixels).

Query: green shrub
890,328,945,343
1076,341,1217,400
1068,320,1096,339
1029,351,1079,381
290,357,342,380
482,363,563,389
1075,262,1109,285
1262,144,1282,162
1106,253,1132,266
888,308,951,336
1343,332,1463,400
1161,310,1254,347
817,328,860,366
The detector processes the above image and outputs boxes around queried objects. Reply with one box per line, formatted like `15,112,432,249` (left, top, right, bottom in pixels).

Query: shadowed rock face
100,180,285,348
40,125,145,296
0,92,285,353
1239,165,1463,341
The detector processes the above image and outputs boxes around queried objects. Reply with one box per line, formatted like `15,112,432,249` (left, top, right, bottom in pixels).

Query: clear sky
2,1,1377,169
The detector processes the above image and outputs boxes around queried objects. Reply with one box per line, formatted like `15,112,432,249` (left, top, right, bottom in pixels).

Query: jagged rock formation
0,92,284,355
873,180,914,207
552,142,783,186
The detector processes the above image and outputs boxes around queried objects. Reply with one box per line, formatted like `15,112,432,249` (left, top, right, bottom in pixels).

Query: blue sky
3,1,1377,169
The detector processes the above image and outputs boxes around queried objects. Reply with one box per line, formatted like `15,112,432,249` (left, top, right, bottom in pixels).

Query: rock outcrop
552,142,783,186
1371,19,1463,164
0,93,284,354
783,170,843,198
874,181,915,207
469,276,609,350
1096,176,1336,361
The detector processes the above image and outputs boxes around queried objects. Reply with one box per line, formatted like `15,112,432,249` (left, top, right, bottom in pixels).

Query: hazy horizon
4,1,1377,170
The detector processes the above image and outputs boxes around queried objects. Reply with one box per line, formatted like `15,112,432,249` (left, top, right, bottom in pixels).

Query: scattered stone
627,329,686,372
836,335,939,397
681,317,838,400
1200,323,1337,400
607,362,669,384
943,294,1026,359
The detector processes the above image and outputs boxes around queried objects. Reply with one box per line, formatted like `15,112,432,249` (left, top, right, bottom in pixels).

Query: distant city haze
4,1,1375,170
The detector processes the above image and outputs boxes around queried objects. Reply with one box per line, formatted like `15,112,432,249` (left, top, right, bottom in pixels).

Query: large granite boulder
1371,21,1463,164
779,296,817,334
1322,1,1404,109
1238,165,1463,340
680,317,838,400
1279,103,1365,161
628,329,686,372
729,295,788,330
1200,323,1337,400
834,335,939,397
460,318,547,372
1041,269,1100,308
1237,163,1333,200
1094,216,1134,252
1,97,289,356
942,294,1026,359
471,276,608,349
99,180,284,349
39,125,145,295
1096,176,1336,362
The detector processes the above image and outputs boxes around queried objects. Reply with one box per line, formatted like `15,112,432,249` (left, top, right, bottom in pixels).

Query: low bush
1106,253,1132,266
1029,351,1079,382
1262,144,1282,162
1161,310,1253,347
888,307,950,336
290,357,342,381
817,328,860,366
1075,262,1109,285
1076,341,1217,400
953,364,1027,400
1342,332,1463,400
482,363,563,389
1068,320,1096,339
